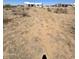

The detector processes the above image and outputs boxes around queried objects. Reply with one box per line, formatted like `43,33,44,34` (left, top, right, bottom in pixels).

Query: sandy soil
3,6,75,59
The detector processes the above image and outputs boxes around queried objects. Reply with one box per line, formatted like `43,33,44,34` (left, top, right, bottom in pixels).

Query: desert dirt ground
3,6,75,59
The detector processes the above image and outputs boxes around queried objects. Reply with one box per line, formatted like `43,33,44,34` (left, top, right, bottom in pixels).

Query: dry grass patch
3,17,12,24
25,7,30,10
21,12,31,17
54,7,67,14
47,8,52,12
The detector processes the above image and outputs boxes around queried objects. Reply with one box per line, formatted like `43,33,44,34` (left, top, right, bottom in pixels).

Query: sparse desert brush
11,9,23,15
21,12,31,17
12,9,16,12
3,17,12,24
11,9,18,15
4,5,16,10
47,8,52,12
12,9,19,15
3,4,11,8
33,9,37,12
70,25,75,34
13,12,18,15
26,7,30,10
3,4,12,10
3,6,74,59
22,13,27,17
11,7,30,17
54,7,67,14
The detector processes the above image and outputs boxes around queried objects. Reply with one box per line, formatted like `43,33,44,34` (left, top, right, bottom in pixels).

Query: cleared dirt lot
3,6,75,59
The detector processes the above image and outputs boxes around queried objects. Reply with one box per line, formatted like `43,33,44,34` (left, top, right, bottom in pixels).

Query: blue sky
4,0,75,5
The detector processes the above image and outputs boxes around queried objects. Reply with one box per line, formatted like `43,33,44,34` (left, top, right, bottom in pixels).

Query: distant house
24,2,43,7
71,3,75,7
24,2,75,8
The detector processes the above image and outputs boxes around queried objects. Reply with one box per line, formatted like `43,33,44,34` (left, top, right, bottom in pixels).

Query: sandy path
3,7,75,59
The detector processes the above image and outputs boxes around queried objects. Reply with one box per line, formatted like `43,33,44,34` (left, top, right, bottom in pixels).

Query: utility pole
33,0,35,7
41,0,43,7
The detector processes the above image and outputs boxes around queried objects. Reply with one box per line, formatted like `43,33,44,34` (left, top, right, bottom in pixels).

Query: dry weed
54,8,67,14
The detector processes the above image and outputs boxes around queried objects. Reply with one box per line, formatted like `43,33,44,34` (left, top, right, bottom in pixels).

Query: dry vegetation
3,5,75,59
54,7,67,14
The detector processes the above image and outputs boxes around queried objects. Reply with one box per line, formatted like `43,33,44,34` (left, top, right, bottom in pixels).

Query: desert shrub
22,8,24,11
22,12,31,17
4,4,17,10
3,17,12,24
3,4,12,10
70,26,75,34
3,4,11,8
13,12,17,15
22,13,27,17
12,9,16,12
26,7,30,10
12,9,20,15
54,8,67,14
33,9,37,12
54,8,59,13
47,8,51,12
11,9,18,15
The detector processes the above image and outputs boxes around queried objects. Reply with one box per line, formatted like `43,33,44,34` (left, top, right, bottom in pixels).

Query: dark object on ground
42,54,47,59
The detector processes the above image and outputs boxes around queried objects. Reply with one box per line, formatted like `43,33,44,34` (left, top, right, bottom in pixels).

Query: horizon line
4,2,75,6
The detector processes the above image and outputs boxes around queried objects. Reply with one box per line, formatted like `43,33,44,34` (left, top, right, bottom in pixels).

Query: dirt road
3,7,75,59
